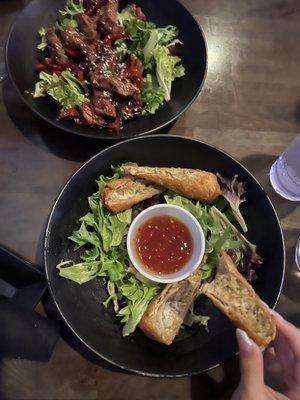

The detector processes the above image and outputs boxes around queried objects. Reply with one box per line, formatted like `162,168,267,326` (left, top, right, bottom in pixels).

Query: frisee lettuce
33,70,89,111
56,0,84,31
141,74,165,115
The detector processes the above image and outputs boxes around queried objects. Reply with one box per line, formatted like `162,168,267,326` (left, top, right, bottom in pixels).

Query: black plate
44,135,285,377
5,0,207,140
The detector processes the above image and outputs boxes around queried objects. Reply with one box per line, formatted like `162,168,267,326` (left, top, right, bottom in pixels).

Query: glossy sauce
135,216,193,275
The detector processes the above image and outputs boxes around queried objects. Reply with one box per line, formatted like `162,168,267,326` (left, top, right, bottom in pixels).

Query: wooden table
0,0,299,399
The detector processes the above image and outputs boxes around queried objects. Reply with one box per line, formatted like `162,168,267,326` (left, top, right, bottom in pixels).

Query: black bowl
44,135,285,377
5,0,207,140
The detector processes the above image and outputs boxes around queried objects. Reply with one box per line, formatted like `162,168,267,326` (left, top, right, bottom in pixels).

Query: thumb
236,329,265,392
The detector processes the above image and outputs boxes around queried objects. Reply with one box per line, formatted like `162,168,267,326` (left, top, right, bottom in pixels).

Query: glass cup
270,135,300,270
270,134,300,201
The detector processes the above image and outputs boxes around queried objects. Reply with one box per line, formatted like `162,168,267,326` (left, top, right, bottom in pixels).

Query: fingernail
269,309,284,320
236,328,253,352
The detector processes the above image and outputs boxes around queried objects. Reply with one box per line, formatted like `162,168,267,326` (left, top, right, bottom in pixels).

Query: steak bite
76,13,98,42
97,0,119,33
91,69,140,98
61,25,86,50
83,0,101,16
80,102,105,126
46,28,68,64
119,94,142,120
94,43,118,73
93,90,116,118
61,25,98,66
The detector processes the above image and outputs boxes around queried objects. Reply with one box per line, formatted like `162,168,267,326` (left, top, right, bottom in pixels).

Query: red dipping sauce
135,215,193,275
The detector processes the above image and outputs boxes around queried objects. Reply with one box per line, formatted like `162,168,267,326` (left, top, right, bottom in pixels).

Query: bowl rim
44,134,286,377
126,204,205,283
5,0,208,140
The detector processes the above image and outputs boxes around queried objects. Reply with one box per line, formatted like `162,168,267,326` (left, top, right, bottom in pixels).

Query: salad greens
57,169,161,336
116,4,185,113
37,27,47,51
217,173,248,233
164,195,244,281
56,0,84,31
57,165,257,336
34,70,89,111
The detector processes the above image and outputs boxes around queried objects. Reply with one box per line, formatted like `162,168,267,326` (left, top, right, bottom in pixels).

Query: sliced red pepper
59,108,80,120
103,27,127,47
108,116,121,132
123,57,144,89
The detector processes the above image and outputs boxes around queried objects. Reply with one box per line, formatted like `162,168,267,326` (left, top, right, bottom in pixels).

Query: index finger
271,310,300,358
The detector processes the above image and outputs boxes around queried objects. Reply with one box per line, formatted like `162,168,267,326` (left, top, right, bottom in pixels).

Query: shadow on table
190,357,239,400
42,291,133,376
240,153,299,220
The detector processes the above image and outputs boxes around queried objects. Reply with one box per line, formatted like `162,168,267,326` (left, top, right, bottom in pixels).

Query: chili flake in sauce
135,215,193,275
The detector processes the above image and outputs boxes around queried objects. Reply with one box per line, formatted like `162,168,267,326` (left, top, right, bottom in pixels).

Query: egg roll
139,269,202,345
122,166,221,203
202,252,276,346
102,176,163,213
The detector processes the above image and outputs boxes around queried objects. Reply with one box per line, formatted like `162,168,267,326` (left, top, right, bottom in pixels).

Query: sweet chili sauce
135,216,193,275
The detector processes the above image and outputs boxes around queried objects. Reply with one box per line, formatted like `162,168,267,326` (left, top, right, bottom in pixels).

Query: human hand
231,310,300,400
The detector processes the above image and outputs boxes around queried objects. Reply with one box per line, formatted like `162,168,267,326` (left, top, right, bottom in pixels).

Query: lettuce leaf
56,167,160,336
37,27,47,51
184,311,210,329
141,74,165,115
117,277,161,336
33,70,88,111
56,0,84,31
57,260,101,284
154,45,185,101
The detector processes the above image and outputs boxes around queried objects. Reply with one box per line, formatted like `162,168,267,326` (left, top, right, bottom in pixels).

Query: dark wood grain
0,0,299,399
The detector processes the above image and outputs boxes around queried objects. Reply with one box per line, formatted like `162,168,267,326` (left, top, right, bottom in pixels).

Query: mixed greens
57,165,262,336
116,5,185,112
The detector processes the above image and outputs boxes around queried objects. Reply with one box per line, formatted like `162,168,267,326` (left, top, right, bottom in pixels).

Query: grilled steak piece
61,25,86,50
91,70,140,98
93,90,116,118
61,25,98,66
83,0,101,16
80,102,105,126
95,42,118,73
46,28,68,64
76,13,98,42
97,0,119,33
119,94,142,120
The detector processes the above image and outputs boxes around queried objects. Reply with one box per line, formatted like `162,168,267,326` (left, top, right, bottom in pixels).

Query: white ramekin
127,204,205,283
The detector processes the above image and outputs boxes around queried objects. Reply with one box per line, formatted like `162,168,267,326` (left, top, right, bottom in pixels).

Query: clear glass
270,135,300,201
296,237,300,271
